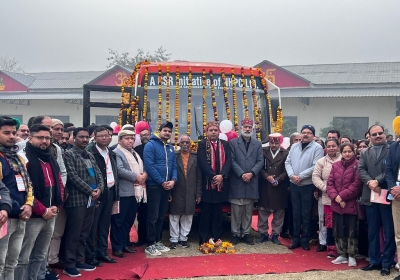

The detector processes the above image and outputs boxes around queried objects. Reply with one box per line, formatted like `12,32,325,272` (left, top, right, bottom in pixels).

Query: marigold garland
202,69,207,137
199,241,236,254
143,67,149,121
157,64,163,128
231,69,239,133
241,67,249,119
174,67,180,149
221,69,231,121
209,69,218,122
250,68,261,140
187,67,193,136
165,65,171,122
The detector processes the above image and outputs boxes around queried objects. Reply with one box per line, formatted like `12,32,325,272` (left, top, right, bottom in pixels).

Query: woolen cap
159,121,173,131
118,130,135,138
301,125,315,135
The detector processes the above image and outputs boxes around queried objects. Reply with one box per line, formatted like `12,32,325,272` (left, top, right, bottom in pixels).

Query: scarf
25,142,62,206
117,144,147,203
206,139,226,192
0,144,32,193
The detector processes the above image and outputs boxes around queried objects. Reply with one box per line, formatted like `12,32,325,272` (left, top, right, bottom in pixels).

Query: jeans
290,182,315,244
0,218,26,280
14,217,56,280
146,185,170,245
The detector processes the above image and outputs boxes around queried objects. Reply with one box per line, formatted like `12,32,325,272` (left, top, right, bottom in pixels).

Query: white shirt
96,145,115,188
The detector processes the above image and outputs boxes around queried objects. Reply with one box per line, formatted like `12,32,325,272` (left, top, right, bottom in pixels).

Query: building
1,61,399,139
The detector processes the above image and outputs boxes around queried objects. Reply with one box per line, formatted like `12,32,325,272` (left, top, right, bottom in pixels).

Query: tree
282,119,297,137
0,56,24,73
319,118,354,139
106,46,171,69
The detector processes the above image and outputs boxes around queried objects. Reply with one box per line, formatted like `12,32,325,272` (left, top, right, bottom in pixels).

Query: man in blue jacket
143,122,178,256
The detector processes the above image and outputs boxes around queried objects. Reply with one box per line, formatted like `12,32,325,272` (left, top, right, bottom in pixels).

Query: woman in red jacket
327,143,363,267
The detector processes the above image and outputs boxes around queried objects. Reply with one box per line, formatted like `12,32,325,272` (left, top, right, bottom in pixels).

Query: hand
340,201,346,208
368,180,379,189
314,191,319,200
196,197,201,204
392,186,400,200
291,175,301,185
0,210,8,227
213,175,223,186
373,186,382,196
162,182,169,190
42,208,57,220
19,204,32,221
49,206,58,214
335,195,342,204
136,173,145,185
242,173,252,183
142,172,148,182
92,189,101,200
266,176,275,183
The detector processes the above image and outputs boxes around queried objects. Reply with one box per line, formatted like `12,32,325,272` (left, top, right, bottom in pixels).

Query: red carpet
58,217,367,279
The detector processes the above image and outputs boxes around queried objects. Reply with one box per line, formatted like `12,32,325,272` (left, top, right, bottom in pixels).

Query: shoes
316,245,327,252
301,243,310,251
354,254,366,259
380,268,390,276
44,270,59,280
112,250,126,258
49,262,65,269
331,256,348,264
242,235,255,245
85,259,102,267
309,239,318,246
361,264,382,271
288,242,301,249
232,235,241,245
348,257,357,267
154,241,170,252
395,263,400,271
123,247,137,253
170,242,178,249
280,232,292,239
179,240,190,248
256,234,269,243
394,274,400,280
129,241,144,247
271,235,282,245
63,267,81,278
97,255,117,263
76,263,96,271
145,245,162,256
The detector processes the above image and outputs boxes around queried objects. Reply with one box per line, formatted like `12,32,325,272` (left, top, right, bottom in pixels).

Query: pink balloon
226,130,238,141
135,121,150,134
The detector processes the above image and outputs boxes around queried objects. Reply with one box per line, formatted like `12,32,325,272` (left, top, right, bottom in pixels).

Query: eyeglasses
180,141,190,144
140,133,150,137
32,136,52,141
96,135,110,139
302,132,313,135
371,132,384,137
359,145,368,148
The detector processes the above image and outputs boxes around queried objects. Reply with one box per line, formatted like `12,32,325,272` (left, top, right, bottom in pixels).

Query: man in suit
169,135,202,249
63,128,104,278
359,125,395,276
229,118,263,245
197,121,232,245
257,133,289,245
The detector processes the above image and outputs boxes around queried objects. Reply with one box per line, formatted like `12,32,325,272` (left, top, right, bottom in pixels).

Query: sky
2,0,400,72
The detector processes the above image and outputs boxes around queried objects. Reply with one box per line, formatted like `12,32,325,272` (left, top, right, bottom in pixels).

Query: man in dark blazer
197,121,232,245
229,118,263,245
169,135,202,249
257,133,289,245
358,124,394,276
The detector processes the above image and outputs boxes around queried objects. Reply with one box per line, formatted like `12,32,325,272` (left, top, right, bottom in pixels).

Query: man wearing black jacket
86,127,119,265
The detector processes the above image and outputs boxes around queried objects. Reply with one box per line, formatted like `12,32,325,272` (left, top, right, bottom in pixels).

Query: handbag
356,198,366,220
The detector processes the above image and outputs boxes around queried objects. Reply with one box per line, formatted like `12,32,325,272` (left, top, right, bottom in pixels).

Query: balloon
218,133,228,141
133,134,142,147
219,120,233,133
113,124,121,134
226,130,238,141
110,122,117,129
135,121,150,134
282,137,290,149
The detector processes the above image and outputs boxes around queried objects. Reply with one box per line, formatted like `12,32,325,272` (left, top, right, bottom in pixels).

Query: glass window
334,117,369,140
96,115,118,125
48,115,70,123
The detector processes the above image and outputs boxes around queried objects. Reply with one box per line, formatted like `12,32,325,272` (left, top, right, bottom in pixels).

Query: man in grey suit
229,119,264,245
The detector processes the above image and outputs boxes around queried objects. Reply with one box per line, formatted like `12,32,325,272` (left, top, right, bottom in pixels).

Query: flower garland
166,65,170,121
209,69,218,121
131,96,139,124
257,68,283,133
250,68,261,140
202,69,207,137
221,69,231,121
142,67,149,121
157,64,163,128
174,67,180,150
231,69,239,133
187,67,192,136
199,240,236,254
241,67,249,119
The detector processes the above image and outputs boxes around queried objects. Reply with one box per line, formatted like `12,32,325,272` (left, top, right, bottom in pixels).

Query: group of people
1,114,400,280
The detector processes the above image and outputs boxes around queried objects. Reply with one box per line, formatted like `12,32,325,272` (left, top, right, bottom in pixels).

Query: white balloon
133,134,142,147
219,133,228,141
110,122,117,129
282,137,290,149
219,120,233,133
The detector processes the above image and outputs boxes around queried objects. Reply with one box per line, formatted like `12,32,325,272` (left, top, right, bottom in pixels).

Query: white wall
281,96,397,136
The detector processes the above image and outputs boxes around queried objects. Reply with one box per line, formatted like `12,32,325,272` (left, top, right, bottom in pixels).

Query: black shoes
97,255,118,263
301,243,310,251
170,242,178,249
288,242,301,249
280,232,292,239
242,235,255,245
361,264,381,271
316,245,327,252
231,235,241,245
271,235,282,245
85,259,102,267
112,250,126,258
123,247,137,253
256,234,269,243
380,268,390,276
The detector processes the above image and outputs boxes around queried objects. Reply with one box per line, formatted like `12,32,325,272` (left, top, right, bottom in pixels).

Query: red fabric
326,157,363,215
206,139,226,192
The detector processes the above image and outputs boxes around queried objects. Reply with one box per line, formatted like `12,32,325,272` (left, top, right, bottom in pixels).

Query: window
96,115,118,125
282,116,298,136
49,115,70,123
0,115,23,122
333,117,369,140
